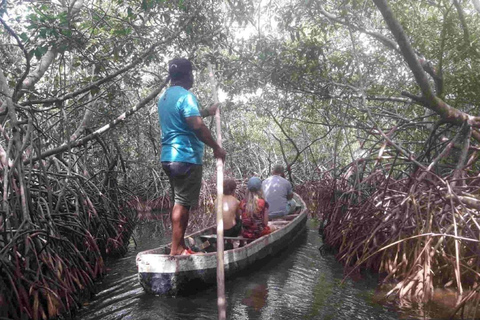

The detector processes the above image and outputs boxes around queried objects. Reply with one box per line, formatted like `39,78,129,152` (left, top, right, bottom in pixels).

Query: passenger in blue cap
158,57,226,255
239,177,271,239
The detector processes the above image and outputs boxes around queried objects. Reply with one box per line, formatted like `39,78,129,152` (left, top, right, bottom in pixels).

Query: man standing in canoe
158,58,226,255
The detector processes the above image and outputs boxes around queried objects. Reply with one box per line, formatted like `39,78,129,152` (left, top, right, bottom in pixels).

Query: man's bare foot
182,248,195,255
170,247,195,255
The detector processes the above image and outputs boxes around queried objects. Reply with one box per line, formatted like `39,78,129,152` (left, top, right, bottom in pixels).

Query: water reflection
77,221,401,320
242,282,268,312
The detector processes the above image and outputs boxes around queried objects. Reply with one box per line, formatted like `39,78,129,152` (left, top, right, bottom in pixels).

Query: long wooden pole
209,63,226,320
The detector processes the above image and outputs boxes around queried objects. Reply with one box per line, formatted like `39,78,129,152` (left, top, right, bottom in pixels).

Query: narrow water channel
76,220,404,320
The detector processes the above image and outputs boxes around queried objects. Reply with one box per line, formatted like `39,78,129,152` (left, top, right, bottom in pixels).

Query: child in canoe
221,179,242,238
239,177,271,239
201,179,241,252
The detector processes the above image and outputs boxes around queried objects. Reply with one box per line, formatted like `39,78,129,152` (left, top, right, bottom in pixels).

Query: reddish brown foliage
314,165,480,316
0,164,137,319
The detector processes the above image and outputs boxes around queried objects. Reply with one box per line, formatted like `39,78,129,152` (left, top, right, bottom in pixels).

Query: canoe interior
141,211,300,255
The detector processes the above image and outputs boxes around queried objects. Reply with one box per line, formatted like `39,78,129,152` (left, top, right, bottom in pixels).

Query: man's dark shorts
162,162,202,207
224,217,242,237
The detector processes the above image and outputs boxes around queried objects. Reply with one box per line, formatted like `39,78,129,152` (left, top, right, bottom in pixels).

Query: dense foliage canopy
1,0,480,318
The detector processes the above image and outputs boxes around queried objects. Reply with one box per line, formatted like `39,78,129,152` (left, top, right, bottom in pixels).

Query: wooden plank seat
197,234,254,252
270,213,300,222
199,234,253,242
269,220,289,225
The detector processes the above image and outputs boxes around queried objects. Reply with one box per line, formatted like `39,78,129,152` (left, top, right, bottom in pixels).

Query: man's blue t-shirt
158,86,204,164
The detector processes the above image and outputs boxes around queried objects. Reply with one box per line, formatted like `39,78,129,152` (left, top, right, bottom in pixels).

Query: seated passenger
262,164,296,219
220,179,241,237
239,177,271,240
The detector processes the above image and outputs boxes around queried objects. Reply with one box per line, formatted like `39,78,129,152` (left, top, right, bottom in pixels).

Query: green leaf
179,0,186,10
34,46,48,59
39,28,47,39
127,7,134,17
19,33,29,43
28,13,38,22
58,12,68,26
61,29,72,37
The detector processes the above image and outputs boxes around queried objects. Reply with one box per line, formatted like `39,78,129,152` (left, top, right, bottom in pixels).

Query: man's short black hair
223,179,237,195
168,58,193,80
272,164,285,175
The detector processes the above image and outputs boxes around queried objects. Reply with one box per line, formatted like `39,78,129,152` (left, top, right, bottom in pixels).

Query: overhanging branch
372,0,480,134
24,78,168,164
20,16,193,106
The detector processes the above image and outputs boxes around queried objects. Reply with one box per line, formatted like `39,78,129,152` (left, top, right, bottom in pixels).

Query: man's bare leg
170,203,190,255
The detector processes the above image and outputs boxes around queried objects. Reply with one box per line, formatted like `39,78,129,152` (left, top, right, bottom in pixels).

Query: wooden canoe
136,194,308,295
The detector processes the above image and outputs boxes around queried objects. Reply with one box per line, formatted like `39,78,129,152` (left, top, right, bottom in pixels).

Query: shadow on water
76,220,402,320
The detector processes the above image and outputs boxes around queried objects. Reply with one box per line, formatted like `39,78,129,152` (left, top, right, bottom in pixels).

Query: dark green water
76,220,403,320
